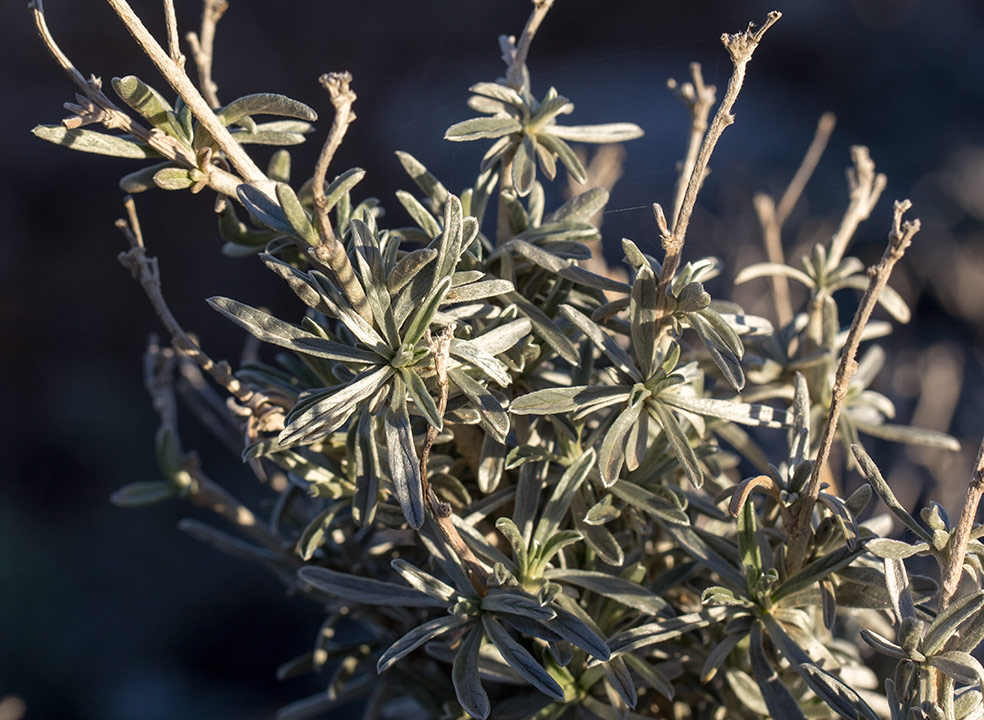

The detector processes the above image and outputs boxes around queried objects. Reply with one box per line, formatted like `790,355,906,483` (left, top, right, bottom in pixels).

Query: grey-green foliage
36,3,979,720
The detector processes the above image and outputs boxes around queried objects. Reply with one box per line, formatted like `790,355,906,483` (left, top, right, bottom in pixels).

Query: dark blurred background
3,1,984,717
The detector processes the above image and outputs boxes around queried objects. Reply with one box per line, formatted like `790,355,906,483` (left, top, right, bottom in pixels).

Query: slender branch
496,157,515,247
786,200,921,572
754,112,836,326
652,11,781,336
938,437,984,612
105,0,266,183
163,0,185,68
505,0,555,89
422,326,489,595
827,145,887,267
186,0,228,109
115,196,273,415
309,71,372,323
668,63,716,230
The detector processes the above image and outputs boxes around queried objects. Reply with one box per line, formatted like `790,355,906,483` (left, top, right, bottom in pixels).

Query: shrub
31,0,984,718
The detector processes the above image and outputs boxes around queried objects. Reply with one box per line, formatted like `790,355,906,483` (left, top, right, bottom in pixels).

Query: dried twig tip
722,10,781,62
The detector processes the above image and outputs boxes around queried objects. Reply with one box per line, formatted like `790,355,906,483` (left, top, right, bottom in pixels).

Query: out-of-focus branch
186,0,228,108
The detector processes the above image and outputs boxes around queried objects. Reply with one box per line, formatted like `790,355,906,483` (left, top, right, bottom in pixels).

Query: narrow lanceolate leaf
385,377,425,529
599,390,646,487
388,248,438,295
449,338,511,387
110,481,177,506
275,183,318,246
396,190,442,238
453,626,490,720
928,652,984,687
217,93,318,126
481,615,564,701
535,132,587,184
395,151,449,205
606,612,716,656
771,543,868,602
402,368,442,430
445,117,523,141
511,386,630,416
660,393,790,429
921,590,984,657
851,444,932,543
689,311,745,391
481,589,555,622
469,318,533,357
32,125,157,158
548,123,644,143
854,421,960,451
448,368,509,442
505,292,579,365
546,607,611,661
509,241,629,292
797,664,881,720
630,264,659,377
298,567,446,607
603,655,637,708
237,183,297,237
542,569,665,615
608,481,689,526
390,559,457,602
296,503,342,561
512,135,537,197
403,277,452,347
650,402,702,488
560,305,641,381
321,167,366,215
737,498,763,593
734,263,815,288
748,624,807,720
533,449,596,546
112,76,173,128
377,615,469,673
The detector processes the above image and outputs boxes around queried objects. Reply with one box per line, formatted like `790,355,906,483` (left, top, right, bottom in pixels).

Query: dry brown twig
185,0,228,109
754,112,837,326
652,11,782,337
667,63,716,230
163,0,186,69
938,437,984,613
786,199,922,572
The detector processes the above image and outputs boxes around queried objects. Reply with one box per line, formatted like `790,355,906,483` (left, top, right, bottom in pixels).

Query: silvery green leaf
606,612,715,656
749,623,807,720
798,664,882,720
543,569,665,614
110,480,178,507
449,338,511,387
834,274,911,323
385,376,425,529
260,253,334,312
867,538,929,560
534,530,583,568
508,241,629,292
446,279,515,304
608,481,689,526
152,166,196,190
482,589,554,622
737,496,763,593
504,292,579,364
448,368,509,442
725,669,769,716
922,590,984,657
267,149,291,183
378,614,469,673
852,444,932,543
433,194,464,285
623,653,674,699
352,413,380,527
599,391,646,487
119,161,174,193
630,263,659,377
395,151,449,206
548,123,644,143
531,95,575,126
572,490,624,567
495,518,529,575
217,93,317,126
477,435,506,494
535,133,587,184
855,421,960,451
453,626,490,720
512,385,629,416
603,655,637,707
111,75,173,129
771,543,867,602
237,183,297,237
688,311,744,391
469,82,525,107
298,567,445,607
32,125,157,158
700,634,742,682
734,262,815,288
319,167,366,217
512,135,537,197
296,502,343,560
396,190,442,238
468,318,532,356
547,187,609,224
929,652,984,687
275,182,318,246
230,129,308,146
660,393,790,429
515,221,598,244
481,615,564,700
445,117,523,141
403,276,452,347
584,496,620,525
388,248,438,295
401,368,441,430
532,449,596,546
859,628,909,659
884,557,916,621
279,365,394,447
650,402,703,488
663,524,744,589
560,305,641,381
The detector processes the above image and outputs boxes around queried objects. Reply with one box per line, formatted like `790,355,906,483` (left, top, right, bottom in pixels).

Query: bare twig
786,200,921,572
163,0,186,69
667,63,716,230
652,12,781,336
938,436,984,613
185,0,228,108
115,196,275,416
422,326,489,595
505,0,555,89
754,112,836,326
308,71,372,323
827,146,888,267
105,0,266,183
